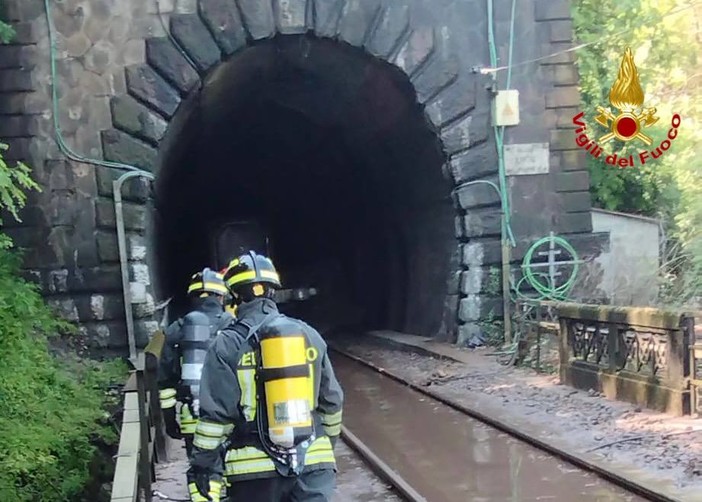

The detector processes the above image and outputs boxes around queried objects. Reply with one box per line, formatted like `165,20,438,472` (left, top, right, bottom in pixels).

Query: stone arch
102,0,499,343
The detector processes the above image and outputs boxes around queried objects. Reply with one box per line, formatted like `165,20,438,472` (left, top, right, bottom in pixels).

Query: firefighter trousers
226,468,335,502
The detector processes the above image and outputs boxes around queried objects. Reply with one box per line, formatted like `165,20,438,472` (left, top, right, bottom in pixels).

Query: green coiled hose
514,234,580,302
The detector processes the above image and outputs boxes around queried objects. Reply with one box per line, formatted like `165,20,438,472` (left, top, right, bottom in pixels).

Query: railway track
330,345,657,502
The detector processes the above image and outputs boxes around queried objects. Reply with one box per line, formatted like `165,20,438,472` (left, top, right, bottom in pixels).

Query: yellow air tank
258,326,314,449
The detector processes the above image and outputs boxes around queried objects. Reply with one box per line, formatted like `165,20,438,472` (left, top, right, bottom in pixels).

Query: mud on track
332,352,647,502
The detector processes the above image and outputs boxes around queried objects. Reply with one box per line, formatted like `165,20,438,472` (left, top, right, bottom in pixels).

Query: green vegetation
0,145,128,501
0,0,13,44
572,0,702,305
0,143,41,249
0,19,128,497
0,155,128,501
0,257,128,500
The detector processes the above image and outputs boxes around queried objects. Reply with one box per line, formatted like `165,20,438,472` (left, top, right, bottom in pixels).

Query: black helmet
187,267,227,297
223,251,281,299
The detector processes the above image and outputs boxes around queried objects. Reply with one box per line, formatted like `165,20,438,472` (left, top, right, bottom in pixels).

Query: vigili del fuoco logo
572,47,681,168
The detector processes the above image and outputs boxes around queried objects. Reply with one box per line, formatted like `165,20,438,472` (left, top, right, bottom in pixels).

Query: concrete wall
0,0,606,351
591,208,661,306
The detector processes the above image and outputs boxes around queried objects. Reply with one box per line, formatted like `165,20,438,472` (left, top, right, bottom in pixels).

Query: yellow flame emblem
594,47,659,145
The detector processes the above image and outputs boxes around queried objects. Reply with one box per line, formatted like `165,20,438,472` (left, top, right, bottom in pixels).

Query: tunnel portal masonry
154,35,454,334
1,0,603,352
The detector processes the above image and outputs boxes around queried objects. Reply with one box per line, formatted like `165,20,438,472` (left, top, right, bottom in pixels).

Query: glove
188,478,222,502
194,470,212,501
163,407,182,439
329,435,338,449
188,482,212,502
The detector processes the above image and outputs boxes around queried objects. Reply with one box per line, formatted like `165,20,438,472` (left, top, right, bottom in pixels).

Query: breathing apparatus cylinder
257,324,314,449
180,310,213,416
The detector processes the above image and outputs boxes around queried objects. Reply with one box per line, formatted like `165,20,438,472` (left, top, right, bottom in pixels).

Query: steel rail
340,427,427,502
329,345,671,502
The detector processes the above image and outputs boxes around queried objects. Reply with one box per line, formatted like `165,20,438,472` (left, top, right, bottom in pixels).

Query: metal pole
502,212,512,345
114,171,155,364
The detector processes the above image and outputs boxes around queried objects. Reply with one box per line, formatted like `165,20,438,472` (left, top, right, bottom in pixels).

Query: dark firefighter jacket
189,297,344,482
158,297,234,419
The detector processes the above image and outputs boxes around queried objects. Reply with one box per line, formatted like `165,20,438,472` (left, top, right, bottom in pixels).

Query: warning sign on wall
493,89,520,126
504,143,550,175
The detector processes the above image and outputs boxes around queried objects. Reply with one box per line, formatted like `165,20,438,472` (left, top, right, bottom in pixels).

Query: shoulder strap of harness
222,313,281,450
239,312,283,344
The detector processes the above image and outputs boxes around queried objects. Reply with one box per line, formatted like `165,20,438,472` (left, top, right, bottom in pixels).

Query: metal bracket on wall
114,171,155,364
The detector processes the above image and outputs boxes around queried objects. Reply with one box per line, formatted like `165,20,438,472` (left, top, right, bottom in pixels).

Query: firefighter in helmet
219,265,238,318
188,251,343,502
158,268,234,459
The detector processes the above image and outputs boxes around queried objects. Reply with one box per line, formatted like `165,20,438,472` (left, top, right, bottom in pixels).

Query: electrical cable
451,179,516,248
43,0,151,175
155,0,202,78
486,0,517,247
485,0,582,303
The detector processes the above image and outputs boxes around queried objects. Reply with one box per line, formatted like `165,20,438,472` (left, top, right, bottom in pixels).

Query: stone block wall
444,0,605,345
0,0,605,351
0,0,190,350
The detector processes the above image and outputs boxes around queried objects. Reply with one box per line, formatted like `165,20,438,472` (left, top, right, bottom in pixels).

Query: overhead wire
478,0,702,74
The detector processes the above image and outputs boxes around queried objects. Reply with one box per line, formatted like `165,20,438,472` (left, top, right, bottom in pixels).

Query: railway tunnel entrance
153,35,455,336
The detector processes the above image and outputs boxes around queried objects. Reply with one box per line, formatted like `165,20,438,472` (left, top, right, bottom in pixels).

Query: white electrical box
492,89,520,126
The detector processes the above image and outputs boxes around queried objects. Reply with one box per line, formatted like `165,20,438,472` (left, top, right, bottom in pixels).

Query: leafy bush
0,143,41,249
0,249,128,501
0,17,13,44
573,0,702,306
0,74,127,498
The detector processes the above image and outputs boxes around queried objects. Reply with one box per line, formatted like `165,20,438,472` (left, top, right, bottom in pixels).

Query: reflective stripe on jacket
188,480,222,502
180,402,198,435
223,436,335,478
159,388,177,409
190,298,344,482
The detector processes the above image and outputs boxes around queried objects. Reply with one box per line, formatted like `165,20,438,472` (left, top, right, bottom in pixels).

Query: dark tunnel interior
153,35,455,337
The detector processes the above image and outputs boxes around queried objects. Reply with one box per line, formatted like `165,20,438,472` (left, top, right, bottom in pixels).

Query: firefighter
158,268,234,459
220,266,238,318
188,251,344,502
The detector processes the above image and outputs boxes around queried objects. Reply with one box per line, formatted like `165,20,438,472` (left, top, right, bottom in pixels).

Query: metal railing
511,299,560,369
512,300,701,415
111,331,166,502
557,302,696,416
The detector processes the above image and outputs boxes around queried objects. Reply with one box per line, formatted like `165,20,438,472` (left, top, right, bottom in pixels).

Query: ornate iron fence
557,304,695,416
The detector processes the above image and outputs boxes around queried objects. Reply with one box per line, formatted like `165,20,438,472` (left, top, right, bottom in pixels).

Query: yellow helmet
187,267,228,297
223,251,281,296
